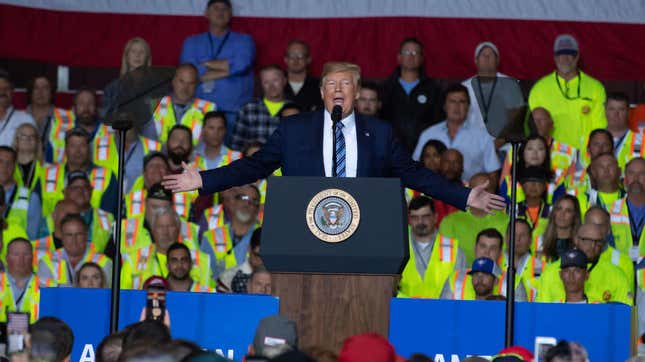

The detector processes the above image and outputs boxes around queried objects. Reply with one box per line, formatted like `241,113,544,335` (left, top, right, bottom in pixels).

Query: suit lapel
311,111,325,176
355,115,371,177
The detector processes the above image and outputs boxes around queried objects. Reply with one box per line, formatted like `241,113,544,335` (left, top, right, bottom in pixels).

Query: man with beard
166,242,213,292
432,149,464,223
121,206,212,290
151,64,215,145
40,128,118,215
47,88,112,164
117,183,200,256
201,184,260,278
528,34,606,151
448,257,500,301
166,125,194,173
0,75,36,147
398,196,466,298
231,65,290,151
610,157,645,260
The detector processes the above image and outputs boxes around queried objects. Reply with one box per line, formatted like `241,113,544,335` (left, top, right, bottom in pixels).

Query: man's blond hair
320,62,361,88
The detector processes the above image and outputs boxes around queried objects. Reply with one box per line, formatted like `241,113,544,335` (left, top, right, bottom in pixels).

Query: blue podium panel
389,299,631,361
40,288,279,362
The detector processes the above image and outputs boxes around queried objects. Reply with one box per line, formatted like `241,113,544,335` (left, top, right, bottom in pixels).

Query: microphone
331,105,342,124
331,105,343,177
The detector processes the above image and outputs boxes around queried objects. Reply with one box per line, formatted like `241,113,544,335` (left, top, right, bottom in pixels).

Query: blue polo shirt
179,31,256,113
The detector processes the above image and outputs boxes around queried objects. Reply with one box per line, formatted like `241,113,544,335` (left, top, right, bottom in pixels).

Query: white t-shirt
0,107,36,146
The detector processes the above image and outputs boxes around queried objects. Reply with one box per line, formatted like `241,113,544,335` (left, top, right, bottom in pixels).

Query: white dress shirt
0,106,36,147
323,110,357,177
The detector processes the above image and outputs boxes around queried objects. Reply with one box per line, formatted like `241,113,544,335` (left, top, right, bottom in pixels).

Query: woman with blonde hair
12,122,44,192
102,37,152,116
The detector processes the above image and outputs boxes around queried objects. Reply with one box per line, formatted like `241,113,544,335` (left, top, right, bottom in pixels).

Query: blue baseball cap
468,257,498,277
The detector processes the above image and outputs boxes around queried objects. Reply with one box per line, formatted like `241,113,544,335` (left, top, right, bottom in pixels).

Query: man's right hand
161,162,203,193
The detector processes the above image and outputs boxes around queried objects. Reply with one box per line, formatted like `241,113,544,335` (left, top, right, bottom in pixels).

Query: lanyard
555,72,590,101
3,185,18,219
0,108,15,137
14,278,30,308
208,31,231,60
476,76,498,124
124,140,139,166
628,204,645,245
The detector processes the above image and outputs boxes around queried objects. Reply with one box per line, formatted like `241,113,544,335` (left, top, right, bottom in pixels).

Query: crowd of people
1,0,644,359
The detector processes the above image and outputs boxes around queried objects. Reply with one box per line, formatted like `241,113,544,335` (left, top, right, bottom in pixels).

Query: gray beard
234,210,253,223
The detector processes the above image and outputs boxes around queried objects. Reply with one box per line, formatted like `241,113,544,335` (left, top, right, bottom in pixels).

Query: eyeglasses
235,194,260,206
400,50,420,56
577,237,605,246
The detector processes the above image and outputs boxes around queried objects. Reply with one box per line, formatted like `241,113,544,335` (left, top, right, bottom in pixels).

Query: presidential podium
262,177,409,352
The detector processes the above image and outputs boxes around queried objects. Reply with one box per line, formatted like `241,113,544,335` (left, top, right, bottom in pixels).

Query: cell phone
145,287,166,322
6,312,29,354
534,336,557,362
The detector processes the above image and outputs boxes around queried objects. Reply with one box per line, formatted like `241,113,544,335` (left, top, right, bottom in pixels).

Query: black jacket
284,75,323,112
380,68,441,153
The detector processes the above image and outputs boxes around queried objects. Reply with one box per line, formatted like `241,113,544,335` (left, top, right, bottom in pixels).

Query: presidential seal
306,188,360,243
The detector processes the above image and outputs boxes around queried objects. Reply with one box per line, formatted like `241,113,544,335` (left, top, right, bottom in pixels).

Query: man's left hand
466,180,506,214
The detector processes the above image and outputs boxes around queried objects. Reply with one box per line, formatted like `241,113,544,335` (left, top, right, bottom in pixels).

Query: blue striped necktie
335,122,346,177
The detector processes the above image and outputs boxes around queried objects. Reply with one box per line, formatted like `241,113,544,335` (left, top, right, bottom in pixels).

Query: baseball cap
143,151,169,169
207,0,231,8
66,170,90,186
474,41,499,61
147,182,173,202
338,333,397,362
560,249,588,269
142,275,169,290
492,346,534,362
253,315,298,356
554,34,579,55
519,166,548,183
468,257,498,277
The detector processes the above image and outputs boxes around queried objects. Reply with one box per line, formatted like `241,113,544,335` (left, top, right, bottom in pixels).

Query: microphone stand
504,139,520,347
109,113,132,334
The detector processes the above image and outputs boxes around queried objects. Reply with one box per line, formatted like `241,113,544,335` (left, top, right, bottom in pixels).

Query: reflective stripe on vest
174,193,190,220
91,167,106,193
438,236,457,263
205,205,225,229
129,190,145,216
125,220,141,248
94,135,111,161
44,165,62,193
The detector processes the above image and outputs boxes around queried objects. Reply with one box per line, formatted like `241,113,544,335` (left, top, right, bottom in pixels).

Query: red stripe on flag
1,4,645,80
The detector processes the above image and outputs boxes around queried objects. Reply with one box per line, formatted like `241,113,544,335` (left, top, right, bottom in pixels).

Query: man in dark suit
163,62,505,213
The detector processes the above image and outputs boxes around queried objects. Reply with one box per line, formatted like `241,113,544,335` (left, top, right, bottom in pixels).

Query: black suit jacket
200,111,471,209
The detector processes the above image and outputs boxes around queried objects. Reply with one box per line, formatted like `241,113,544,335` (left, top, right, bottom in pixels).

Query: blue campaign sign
40,288,280,362
389,299,631,361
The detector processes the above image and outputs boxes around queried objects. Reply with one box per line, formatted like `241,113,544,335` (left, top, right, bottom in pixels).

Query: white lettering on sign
215,349,235,359
79,344,95,362
432,354,493,362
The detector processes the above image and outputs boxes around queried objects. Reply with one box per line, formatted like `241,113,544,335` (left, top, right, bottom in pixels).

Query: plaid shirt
231,98,281,151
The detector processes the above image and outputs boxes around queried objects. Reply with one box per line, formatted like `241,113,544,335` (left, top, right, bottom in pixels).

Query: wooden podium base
271,273,398,353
